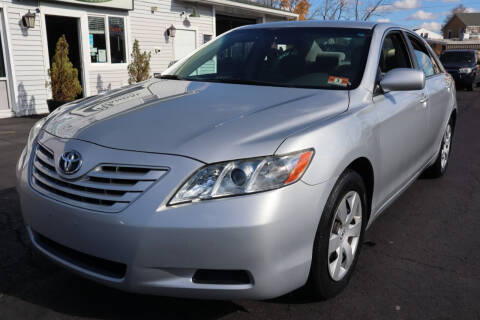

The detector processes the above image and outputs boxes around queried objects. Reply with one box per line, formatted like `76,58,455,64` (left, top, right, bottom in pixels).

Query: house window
447,29,451,39
109,17,126,63
203,34,213,44
89,15,127,64
89,16,107,63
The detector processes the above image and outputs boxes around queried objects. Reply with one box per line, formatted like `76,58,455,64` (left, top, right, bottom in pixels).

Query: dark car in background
440,49,480,91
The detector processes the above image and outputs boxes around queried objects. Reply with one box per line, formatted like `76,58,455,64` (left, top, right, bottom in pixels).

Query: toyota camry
17,21,457,300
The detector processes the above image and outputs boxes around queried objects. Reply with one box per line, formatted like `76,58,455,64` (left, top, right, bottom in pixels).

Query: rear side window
408,36,438,77
379,33,412,73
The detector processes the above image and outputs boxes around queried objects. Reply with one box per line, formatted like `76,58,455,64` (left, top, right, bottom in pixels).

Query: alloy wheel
441,124,452,170
328,191,362,281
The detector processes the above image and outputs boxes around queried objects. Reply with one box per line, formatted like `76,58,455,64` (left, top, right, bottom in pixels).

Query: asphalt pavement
0,90,479,320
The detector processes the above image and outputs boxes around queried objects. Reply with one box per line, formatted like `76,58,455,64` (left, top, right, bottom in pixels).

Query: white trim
212,6,216,36
40,5,88,99
0,7,13,112
0,108,15,118
1,5,17,114
182,0,298,18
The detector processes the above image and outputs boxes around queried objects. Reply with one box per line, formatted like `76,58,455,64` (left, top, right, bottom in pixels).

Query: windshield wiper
159,74,184,80
199,78,296,88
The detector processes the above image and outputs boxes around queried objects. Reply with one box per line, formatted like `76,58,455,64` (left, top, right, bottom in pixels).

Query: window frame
87,14,128,66
405,32,444,78
374,29,416,95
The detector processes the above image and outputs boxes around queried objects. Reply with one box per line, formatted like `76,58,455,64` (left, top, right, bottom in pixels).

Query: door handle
419,93,429,104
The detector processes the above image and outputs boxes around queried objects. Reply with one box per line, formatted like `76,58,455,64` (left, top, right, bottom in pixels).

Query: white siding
4,0,49,115
89,68,129,95
130,0,214,74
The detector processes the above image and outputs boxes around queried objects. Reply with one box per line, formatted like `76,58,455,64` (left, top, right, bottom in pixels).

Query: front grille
31,143,167,212
32,229,127,279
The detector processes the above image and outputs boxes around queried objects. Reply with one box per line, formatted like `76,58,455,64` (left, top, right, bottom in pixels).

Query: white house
0,0,297,118
413,27,443,40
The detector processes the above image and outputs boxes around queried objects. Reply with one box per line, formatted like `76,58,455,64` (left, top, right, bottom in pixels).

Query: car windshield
440,52,475,64
168,27,373,90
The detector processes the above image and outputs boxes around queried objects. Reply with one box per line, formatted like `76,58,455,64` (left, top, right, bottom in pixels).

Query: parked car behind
440,49,480,91
17,21,457,300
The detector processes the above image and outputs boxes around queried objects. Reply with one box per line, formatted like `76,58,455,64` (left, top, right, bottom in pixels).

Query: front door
174,29,196,62
45,15,84,98
374,31,430,206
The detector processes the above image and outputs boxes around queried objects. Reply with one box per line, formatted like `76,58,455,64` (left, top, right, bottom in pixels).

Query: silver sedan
17,21,456,300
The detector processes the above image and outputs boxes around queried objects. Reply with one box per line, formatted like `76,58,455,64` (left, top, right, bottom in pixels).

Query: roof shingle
455,13,480,26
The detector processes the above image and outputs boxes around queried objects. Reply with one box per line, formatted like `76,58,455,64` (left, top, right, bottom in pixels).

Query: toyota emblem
59,150,82,175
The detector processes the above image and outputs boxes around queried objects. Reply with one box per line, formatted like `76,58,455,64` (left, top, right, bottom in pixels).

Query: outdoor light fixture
22,10,36,29
167,25,177,38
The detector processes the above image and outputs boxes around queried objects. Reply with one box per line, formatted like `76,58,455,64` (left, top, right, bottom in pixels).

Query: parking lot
0,89,479,320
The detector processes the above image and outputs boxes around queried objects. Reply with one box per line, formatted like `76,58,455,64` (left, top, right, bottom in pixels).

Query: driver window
379,33,412,74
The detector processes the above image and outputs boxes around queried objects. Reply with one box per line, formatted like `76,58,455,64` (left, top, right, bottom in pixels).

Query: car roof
240,20,382,30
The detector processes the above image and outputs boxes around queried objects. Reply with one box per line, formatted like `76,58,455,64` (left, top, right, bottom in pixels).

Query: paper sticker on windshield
328,76,349,87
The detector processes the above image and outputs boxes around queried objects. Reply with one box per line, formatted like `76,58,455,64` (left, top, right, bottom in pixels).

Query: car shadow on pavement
0,187,248,319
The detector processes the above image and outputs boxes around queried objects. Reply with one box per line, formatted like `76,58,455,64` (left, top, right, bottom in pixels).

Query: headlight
27,117,47,147
169,149,313,205
459,67,473,74
18,117,47,170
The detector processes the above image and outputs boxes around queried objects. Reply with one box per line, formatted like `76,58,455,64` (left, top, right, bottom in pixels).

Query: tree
258,0,312,20
280,0,312,20
310,0,389,21
127,39,151,84
48,35,82,101
443,4,470,25
258,0,388,21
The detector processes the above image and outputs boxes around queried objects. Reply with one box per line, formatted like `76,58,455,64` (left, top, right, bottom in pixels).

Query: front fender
275,93,380,188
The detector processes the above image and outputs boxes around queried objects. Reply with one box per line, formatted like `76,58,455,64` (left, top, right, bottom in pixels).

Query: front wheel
307,170,367,299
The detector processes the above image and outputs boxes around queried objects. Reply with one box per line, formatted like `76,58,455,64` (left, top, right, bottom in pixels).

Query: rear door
373,30,430,204
406,34,452,157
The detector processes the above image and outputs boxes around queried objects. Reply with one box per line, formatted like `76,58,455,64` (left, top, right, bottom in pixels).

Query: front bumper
17,132,333,300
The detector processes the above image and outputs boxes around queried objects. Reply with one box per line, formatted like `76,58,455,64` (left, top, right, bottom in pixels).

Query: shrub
128,39,151,84
48,35,82,101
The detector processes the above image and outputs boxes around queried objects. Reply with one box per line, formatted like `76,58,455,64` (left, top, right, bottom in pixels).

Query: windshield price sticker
328,76,349,87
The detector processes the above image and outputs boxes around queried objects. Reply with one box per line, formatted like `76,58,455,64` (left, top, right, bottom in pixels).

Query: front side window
89,16,107,63
408,36,437,77
379,32,412,74
109,17,126,63
170,28,373,90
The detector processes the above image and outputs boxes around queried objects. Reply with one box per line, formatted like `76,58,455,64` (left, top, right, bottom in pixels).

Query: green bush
128,39,151,84
48,35,82,101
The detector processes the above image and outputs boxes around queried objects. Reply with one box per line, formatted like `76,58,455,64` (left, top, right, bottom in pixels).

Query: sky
310,0,480,33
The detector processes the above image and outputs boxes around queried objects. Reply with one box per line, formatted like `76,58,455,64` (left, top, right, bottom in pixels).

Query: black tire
307,169,368,300
423,120,454,178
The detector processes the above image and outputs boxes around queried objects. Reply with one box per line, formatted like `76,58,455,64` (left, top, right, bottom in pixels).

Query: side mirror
380,68,425,92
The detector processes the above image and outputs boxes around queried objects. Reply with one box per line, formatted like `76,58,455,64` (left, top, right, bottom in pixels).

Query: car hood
44,79,349,163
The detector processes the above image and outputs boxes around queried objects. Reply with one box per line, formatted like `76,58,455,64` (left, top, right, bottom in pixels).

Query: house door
45,15,84,98
174,29,196,61
0,10,11,112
